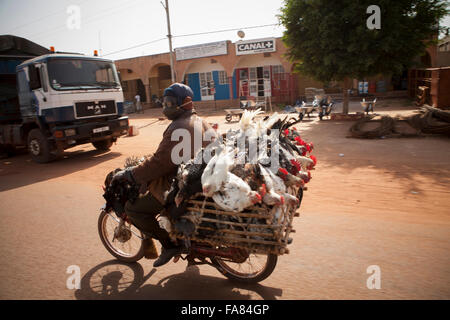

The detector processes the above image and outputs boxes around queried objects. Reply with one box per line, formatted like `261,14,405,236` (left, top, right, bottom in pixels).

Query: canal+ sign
236,38,276,55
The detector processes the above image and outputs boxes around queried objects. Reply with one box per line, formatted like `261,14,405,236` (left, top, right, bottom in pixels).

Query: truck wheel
92,138,113,151
27,129,53,163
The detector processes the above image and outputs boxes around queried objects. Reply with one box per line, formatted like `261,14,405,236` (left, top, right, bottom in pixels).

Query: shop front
186,69,230,102
176,41,231,102
232,38,291,101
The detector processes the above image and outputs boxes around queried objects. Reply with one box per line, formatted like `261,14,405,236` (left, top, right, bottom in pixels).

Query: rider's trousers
124,192,176,249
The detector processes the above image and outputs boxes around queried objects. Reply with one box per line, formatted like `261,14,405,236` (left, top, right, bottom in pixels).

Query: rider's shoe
143,238,159,259
153,246,184,267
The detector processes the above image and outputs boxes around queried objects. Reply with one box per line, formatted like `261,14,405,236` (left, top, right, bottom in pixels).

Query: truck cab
2,50,129,163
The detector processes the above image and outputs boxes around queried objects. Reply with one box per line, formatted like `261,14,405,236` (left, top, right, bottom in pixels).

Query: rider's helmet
162,83,194,120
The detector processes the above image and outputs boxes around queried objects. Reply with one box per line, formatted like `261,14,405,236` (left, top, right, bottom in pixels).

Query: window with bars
249,67,257,80
199,72,213,97
263,66,271,79
272,65,285,74
272,65,287,80
239,69,248,80
218,70,227,85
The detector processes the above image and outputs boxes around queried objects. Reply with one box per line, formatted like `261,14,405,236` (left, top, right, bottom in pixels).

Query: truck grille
75,100,117,118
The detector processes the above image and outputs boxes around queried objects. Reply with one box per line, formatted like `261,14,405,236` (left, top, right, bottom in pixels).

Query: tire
92,138,113,151
76,260,145,299
225,114,232,122
98,210,145,263
212,253,278,284
27,128,54,163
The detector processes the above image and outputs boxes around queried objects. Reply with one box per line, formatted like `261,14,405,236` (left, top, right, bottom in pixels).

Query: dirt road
0,100,449,299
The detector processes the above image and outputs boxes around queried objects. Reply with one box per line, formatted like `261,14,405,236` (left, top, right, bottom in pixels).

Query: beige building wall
437,37,450,67
114,36,434,106
116,53,171,102
437,52,450,67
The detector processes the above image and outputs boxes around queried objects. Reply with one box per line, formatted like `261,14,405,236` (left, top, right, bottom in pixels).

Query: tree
279,0,449,114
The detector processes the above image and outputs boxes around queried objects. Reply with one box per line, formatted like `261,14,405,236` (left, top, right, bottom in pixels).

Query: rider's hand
111,167,136,185
112,167,148,195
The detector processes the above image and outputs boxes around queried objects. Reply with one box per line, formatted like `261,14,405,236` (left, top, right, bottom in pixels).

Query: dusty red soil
0,99,449,299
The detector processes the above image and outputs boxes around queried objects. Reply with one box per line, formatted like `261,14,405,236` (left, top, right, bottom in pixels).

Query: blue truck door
17,69,38,117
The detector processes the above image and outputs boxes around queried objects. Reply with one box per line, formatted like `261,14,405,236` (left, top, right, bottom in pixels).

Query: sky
0,0,286,61
0,0,449,62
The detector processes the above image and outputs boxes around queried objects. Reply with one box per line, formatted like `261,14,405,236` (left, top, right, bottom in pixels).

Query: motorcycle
317,97,335,121
97,176,282,284
295,96,334,121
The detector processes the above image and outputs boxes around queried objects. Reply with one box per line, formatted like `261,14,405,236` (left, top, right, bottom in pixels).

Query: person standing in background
135,93,143,113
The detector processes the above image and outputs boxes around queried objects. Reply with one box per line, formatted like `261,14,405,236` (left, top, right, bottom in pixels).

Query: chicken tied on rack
161,109,317,243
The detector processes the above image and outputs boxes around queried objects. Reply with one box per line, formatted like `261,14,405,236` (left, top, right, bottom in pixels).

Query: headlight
65,129,76,137
120,120,128,127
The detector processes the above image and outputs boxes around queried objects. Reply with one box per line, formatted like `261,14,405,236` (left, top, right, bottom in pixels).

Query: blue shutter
212,71,230,100
187,73,201,101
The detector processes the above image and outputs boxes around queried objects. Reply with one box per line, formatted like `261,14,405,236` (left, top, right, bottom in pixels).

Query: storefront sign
236,38,276,55
175,41,228,61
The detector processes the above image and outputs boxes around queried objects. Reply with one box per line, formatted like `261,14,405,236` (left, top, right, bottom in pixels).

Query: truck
0,35,129,163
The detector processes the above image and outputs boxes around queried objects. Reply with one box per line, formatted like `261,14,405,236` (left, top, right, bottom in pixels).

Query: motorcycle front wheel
98,210,145,263
212,252,278,284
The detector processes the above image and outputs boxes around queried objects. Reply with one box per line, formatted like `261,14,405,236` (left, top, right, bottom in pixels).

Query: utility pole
98,30,102,56
162,0,176,83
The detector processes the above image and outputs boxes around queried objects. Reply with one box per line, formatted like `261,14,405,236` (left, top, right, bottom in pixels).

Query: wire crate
170,188,301,256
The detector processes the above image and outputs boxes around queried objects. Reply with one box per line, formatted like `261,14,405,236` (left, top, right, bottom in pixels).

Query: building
115,37,302,108
115,36,439,109
437,35,450,67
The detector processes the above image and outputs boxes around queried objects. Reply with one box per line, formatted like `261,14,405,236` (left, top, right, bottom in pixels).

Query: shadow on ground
302,117,450,194
75,260,283,300
0,148,121,192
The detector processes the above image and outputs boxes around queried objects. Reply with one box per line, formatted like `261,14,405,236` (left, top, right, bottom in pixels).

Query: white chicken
201,146,222,196
259,165,286,206
235,109,264,155
239,108,264,133
296,155,314,170
281,192,300,207
212,172,262,212
201,146,235,197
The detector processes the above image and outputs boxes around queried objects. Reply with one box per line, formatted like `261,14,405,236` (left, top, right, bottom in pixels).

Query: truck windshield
47,58,120,90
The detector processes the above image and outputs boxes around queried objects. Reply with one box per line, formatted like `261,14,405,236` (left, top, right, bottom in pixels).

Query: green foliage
279,0,449,82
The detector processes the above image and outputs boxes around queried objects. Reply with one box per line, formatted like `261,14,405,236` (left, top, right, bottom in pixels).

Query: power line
173,23,280,39
102,37,167,57
102,23,282,58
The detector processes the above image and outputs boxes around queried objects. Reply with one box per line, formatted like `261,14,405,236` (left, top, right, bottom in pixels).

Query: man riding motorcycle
112,83,215,267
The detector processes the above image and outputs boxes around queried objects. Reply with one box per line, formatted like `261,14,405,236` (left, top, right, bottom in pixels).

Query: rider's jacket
131,109,214,203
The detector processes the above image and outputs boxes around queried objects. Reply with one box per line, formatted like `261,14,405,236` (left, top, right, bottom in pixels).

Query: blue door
17,69,38,117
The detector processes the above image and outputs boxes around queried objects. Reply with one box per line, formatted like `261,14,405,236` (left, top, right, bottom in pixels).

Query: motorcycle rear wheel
212,252,278,283
98,210,145,263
